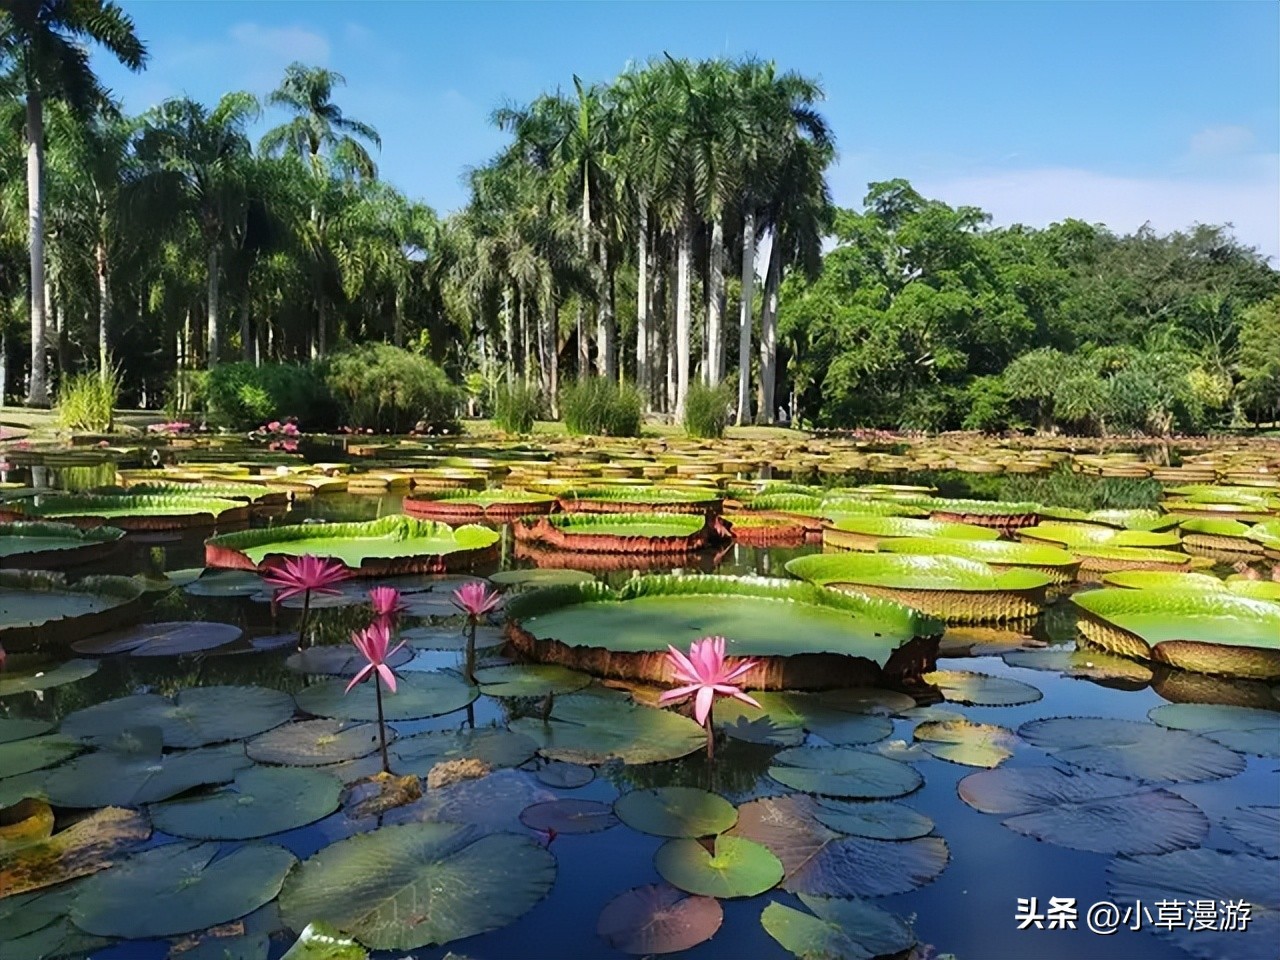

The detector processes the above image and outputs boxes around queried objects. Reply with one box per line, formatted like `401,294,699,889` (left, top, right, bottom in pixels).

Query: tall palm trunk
394,288,405,348
240,289,253,362
96,240,111,377
542,288,559,418
503,286,514,385
206,246,220,368
25,92,49,405
757,237,781,424
707,217,726,385
596,243,615,380
736,209,756,425
674,212,693,419
577,176,590,376
520,290,531,387
635,208,649,403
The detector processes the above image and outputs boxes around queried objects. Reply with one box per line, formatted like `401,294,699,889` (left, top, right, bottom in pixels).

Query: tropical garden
1,4,1278,960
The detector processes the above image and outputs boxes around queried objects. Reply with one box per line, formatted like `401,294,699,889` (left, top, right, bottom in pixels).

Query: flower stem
705,714,715,761
465,618,477,684
374,677,390,775
296,589,312,650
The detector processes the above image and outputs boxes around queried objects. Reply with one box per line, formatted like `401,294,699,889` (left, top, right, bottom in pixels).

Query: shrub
205,362,337,431
962,376,1018,433
164,369,208,420
560,377,643,437
56,368,120,433
683,380,733,439
323,344,460,434
493,382,543,434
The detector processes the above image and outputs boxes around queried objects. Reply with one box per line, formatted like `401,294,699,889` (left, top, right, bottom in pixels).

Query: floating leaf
731,794,948,897
286,644,415,676
816,687,917,716
0,719,53,745
185,570,266,597
0,660,98,697
149,766,342,840
247,720,387,767
1148,704,1280,758
959,766,1208,854
0,735,81,778
534,761,594,789
1108,848,1279,960
1018,717,1245,782
43,741,252,808
715,692,892,747
71,841,296,938
280,921,368,960
296,672,477,721
0,772,48,810
1000,647,1154,684
474,664,592,698
922,670,1042,706
391,727,536,777
596,884,722,955
61,686,295,748
401,624,503,651
0,799,53,856
654,835,783,898
761,893,915,960
511,691,705,765
614,787,737,838
72,621,242,657
279,822,555,950
520,799,619,835
0,806,150,897
1225,806,1280,858
768,746,923,799
0,882,111,960
913,719,1015,768
809,798,935,840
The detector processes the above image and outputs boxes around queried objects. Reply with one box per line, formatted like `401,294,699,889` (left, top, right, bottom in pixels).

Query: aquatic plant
659,636,759,759
261,554,352,648
368,586,407,626
452,581,501,683
345,621,406,773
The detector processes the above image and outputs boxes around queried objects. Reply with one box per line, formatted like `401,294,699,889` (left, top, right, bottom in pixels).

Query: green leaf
0,735,82,778
43,742,252,807
1019,716,1245,782
654,835,783,898
0,659,98,697
60,686,296,748
913,719,1015,768
922,670,1042,706
761,894,916,960
474,664,592,698
614,787,737,838
1148,703,1280,758
280,922,368,960
149,766,342,839
247,719,387,766
296,671,477,722
510,691,705,765
768,746,923,799
596,884,722,955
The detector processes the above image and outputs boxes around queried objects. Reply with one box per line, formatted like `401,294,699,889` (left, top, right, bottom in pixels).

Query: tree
0,0,146,404
1236,295,1280,424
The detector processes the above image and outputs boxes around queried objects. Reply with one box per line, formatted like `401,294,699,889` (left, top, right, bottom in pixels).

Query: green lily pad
43,739,252,808
296,671,478,721
809,798,935,840
0,735,81,778
520,798,619,835
0,718,53,745
382,769,553,835
11,493,246,524
714,692,893,747
474,664,592,698
247,719,387,766
184,570,267,598
149,766,343,839
61,686,296,748
510,690,706,765
654,835,783,898
1000,646,1155,684
70,840,296,938
959,766,1208,854
913,719,1015,768
286,644,415,677
0,659,98,697
596,884,722,955
1018,716,1245,782
401,624,504,651
391,727,537,777
761,893,916,960
279,823,556,950
0,522,124,568
489,568,595,587
534,761,595,789
816,687,918,715
1225,806,1280,858
1020,522,1180,549
71,620,242,657
1147,704,1280,758
614,787,737,838
0,882,112,960
768,746,923,799
922,670,1043,706
280,922,368,960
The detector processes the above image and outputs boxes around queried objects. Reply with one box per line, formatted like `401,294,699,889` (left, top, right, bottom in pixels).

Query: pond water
1,461,1276,960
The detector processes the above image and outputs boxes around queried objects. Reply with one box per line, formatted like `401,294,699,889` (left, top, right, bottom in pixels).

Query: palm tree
1,0,146,404
260,63,381,179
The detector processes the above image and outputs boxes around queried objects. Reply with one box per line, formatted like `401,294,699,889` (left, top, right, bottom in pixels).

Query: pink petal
376,663,398,693
694,686,715,727
659,684,701,704
720,659,759,683
729,689,762,711
665,645,700,682
344,663,374,694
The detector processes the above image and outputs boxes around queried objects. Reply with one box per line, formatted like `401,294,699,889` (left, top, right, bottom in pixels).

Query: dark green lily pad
61,686,295,748
43,739,252,808
816,687,918,716
0,718,53,745
279,823,556,950
510,690,706,765
654,835,783,898
596,884,722,955
913,719,1015,768
768,746,923,799
614,787,737,838
809,798,935,840
391,727,537,777
401,624,504,651
959,766,1208,854
1018,716,1246,782
286,644,415,677
1225,806,1280,858
1001,646,1155,684
382,769,553,835
296,672,478,721
0,735,81,778
534,761,595,789
247,719,387,767
1148,704,1280,758
490,568,594,587
184,570,267,597
70,840,296,938
715,692,892,747
0,882,112,960
0,660,98,697
922,670,1043,706
520,798,619,835
761,893,916,960
71,621,242,657
149,766,343,839
474,664,592,698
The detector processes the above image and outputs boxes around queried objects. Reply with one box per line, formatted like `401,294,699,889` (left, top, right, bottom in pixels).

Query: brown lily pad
0,806,151,898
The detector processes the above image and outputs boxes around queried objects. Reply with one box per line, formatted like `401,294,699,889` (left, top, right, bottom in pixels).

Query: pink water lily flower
659,636,760,727
261,555,352,602
451,581,501,620
345,621,406,694
369,586,407,622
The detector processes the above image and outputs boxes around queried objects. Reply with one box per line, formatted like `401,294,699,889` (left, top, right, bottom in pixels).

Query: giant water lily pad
761,893,915,960
296,671,477,721
0,735,81,778
0,658,98,697
1018,717,1245,782
516,511,729,554
2,493,247,529
596,884,723,955
730,794,949,897
403,488,557,522
768,746,923,799
914,719,1015,768
70,841,296,938
614,787,737,838
808,798,935,840
206,515,500,576
822,516,1000,552
654,835,783,898
149,766,343,839
489,567,595,588
61,686,295,748
247,719,386,767
1000,646,1155,684
71,621,242,657
959,766,1208,854
1147,703,1280,758
0,806,150,897
879,536,1081,582
279,822,556,950
922,670,1043,706
1108,848,1279,960
511,690,706,764
0,718,53,745
1019,522,1180,549
43,738,252,808
0,571,143,651
0,522,124,568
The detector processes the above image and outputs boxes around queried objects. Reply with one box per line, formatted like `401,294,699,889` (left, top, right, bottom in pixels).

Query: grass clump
561,377,642,437
683,380,733,438
56,368,121,432
493,382,543,434
324,344,460,434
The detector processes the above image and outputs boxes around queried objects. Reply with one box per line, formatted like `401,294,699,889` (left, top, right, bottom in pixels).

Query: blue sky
96,1,1279,259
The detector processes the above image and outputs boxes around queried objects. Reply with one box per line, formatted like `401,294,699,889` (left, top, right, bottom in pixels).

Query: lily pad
959,766,1208,854
391,727,537,777
61,686,296,748
71,621,243,657
70,840,296,938
1000,646,1155,684
280,922,368,960
474,664,592,698
0,805,150,898
0,718,53,744
149,766,343,839
817,687,918,715
654,835,783,898
768,746,923,799
401,624,504,651
534,760,595,789
1147,704,1280,758
730,794,949,897
279,822,556,950
615,787,737,838
247,719,387,767
0,882,112,960
383,769,552,835
913,719,1015,768
922,670,1043,706
0,799,53,856
1019,716,1246,782
489,568,595,587
286,644,415,677
0,735,82,778
596,884,723,955
714,692,893,747
511,690,706,765
761,893,915,960
43,739,252,808
1225,806,1280,858
296,672,478,722
519,798,619,835
0,659,98,697
0,571,144,651
184,570,266,598
809,798,935,840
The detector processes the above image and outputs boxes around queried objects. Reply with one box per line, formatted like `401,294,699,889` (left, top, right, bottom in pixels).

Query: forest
3,2,1277,435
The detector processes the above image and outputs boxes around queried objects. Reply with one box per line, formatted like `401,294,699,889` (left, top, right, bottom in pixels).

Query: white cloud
226,23,330,66
1188,125,1255,159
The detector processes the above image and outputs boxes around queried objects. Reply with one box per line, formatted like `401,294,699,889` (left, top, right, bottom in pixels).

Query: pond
0,438,1276,960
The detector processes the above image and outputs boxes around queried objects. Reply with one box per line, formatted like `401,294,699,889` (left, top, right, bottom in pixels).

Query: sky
94,1,1280,261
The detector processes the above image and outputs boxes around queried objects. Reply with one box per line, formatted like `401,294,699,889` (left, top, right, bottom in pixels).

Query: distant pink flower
266,420,282,433
0,640,6,671
281,422,300,437
369,586,407,622
345,621,406,694
451,581,501,620
261,554,352,603
659,636,759,727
